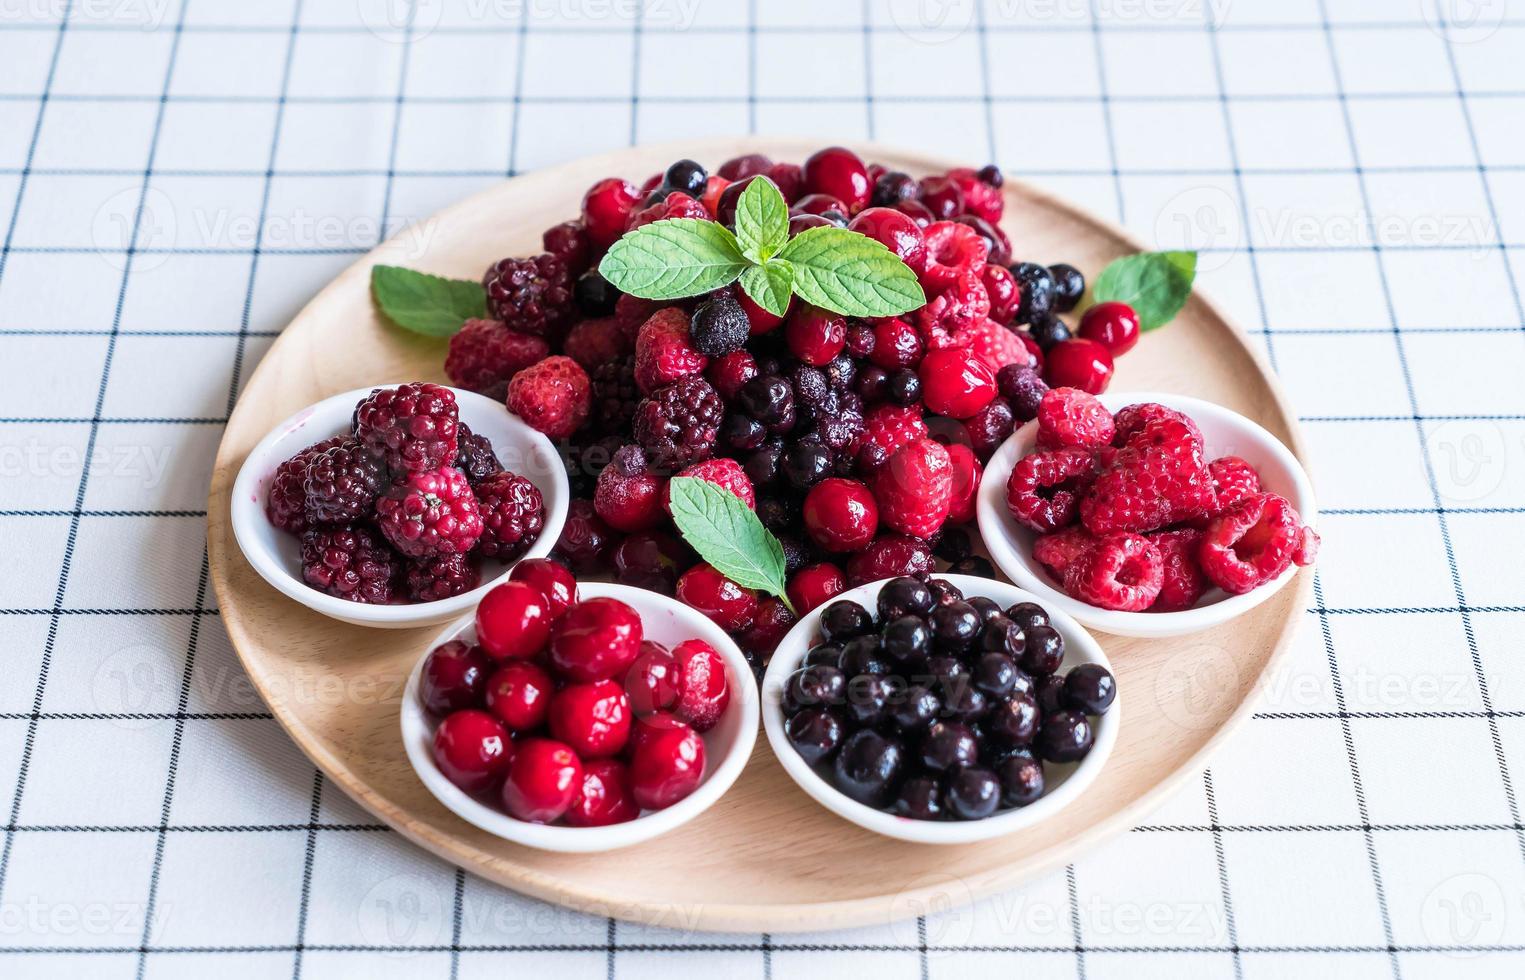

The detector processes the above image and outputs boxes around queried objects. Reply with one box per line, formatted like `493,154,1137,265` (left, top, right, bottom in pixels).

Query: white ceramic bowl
230,385,568,629
401,582,759,852
977,392,1317,639
761,574,1119,845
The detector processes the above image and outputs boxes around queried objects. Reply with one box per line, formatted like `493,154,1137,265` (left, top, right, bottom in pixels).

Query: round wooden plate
207,138,1312,933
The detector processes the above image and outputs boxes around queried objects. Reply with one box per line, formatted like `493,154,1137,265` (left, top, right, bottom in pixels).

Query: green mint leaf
776,226,925,317
370,265,486,338
667,476,792,611
733,176,789,264
598,218,750,300
1090,250,1196,332
739,260,793,318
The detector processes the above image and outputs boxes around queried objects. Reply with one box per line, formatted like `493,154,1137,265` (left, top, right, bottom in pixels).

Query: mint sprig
1089,250,1196,332
666,476,794,615
597,177,924,319
371,265,486,337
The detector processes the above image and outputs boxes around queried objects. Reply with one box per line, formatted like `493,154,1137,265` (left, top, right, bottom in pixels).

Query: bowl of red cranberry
231,382,568,628
977,390,1318,638
401,563,759,852
762,573,1119,844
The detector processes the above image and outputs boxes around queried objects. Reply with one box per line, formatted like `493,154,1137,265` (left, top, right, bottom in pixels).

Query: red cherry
501,738,583,824
564,759,642,827
784,304,847,366
627,715,706,810
625,640,679,715
715,174,767,227
700,175,730,217
717,153,772,180
786,562,847,616
580,177,639,249
419,639,491,715
432,709,512,795
1044,338,1115,394
734,284,790,335
675,562,759,632
788,213,834,237
869,317,923,370
1078,301,1141,355
706,348,759,399
1015,330,1044,372
483,660,555,733
790,192,849,217
549,597,643,682
735,597,798,660
847,207,929,274
802,146,871,214
802,477,879,552
767,161,804,203
508,558,577,622
918,347,998,419
916,175,965,219
548,679,632,758
945,443,982,525
894,198,937,227
475,581,550,661
671,639,731,733
982,264,1020,324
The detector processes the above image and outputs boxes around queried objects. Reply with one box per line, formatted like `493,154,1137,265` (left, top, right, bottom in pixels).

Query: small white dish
977,392,1317,639
230,384,568,629
401,582,759,852
761,574,1119,845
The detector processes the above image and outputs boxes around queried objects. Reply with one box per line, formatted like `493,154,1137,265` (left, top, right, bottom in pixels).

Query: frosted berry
445,319,552,401
672,638,730,732
482,254,575,338
302,439,386,525
1037,387,1114,450
634,307,708,394
689,289,750,357
871,437,953,539
1062,532,1164,611
1006,448,1096,533
267,436,346,535
594,444,665,532
453,424,503,485
562,315,628,371
632,376,723,470
1150,528,1209,612
474,470,545,560
375,466,483,557
353,382,460,474
506,355,592,441
299,524,400,604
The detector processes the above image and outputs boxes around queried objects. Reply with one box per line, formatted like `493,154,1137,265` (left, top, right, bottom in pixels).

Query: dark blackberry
482,253,574,337
1048,263,1085,313
933,527,973,563
453,423,503,485
887,368,921,406
689,290,749,357
302,439,386,525
776,532,812,575
300,524,400,604
475,470,546,560
823,352,856,391
755,496,795,533
353,382,460,474
871,171,918,207
663,158,707,196
405,553,480,602
788,363,831,410
573,270,618,316
1009,261,1056,325
267,436,346,534
590,356,640,436
1027,314,1071,352
632,375,724,469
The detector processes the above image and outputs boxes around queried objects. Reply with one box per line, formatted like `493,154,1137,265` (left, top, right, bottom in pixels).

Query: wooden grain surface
206,137,1313,933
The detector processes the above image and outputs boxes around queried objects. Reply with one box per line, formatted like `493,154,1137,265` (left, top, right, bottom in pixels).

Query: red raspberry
562,316,629,371
376,466,484,558
445,318,551,400
482,254,574,339
594,444,664,532
845,534,934,587
1200,492,1308,594
354,382,460,474
962,318,1031,379
474,470,545,560
634,307,708,394
802,477,878,552
1062,532,1164,612
915,268,989,350
632,376,723,470
869,317,923,369
506,355,591,441
1032,525,1099,580
1209,456,1261,511
918,221,989,293
615,294,660,344
301,439,386,525
1080,421,1214,535
1294,525,1320,567
666,457,755,511
982,265,1021,325
871,437,953,539
405,553,481,602
1113,403,1203,449
299,524,400,604
919,347,997,420
672,639,731,733
846,207,928,273
581,176,640,248
1037,387,1115,450
266,436,345,534
1005,448,1096,533
541,220,591,276
787,562,847,615
784,304,847,366
964,398,1015,461
454,423,504,485
675,562,759,632
625,190,709,232
1150,528,1208,612
945,167,1004,223
858,403,928,472
945,442,982,524
706,349,757,400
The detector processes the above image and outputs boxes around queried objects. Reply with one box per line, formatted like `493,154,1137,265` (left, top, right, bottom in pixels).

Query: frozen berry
963,398,1015,461
736,283,789,334
846,534,934,586
872,170,918,207
476,580,550,660
1037,387,1114,450
689,290,750,357
594,444,664,532
483,254,575,338
707,350,758,402
672,638,730,732
405,553,480,602
997,364,1048,422
627,713,705,810
581,177,640,248
375,465,483,558
1199,492,1305,594
918,348,998,420
1010,262,1056,324
302,440,385,525
833,729,903,807
1026,314,1071,353
552,499,614,574
872,437,953,539
736,596,797,661
786,708,843,766
420,639,491,715
945,442,982,525
1005,448,1096,533
667,456,755,511
982,264,1021,324
1078,301,1140,356
869,317,923,370
501,737,583,823
433,709,512,795
803,477,878,552
802,146,871,213
551,597,643,682
1064,663,1116,714
1044,338,1114,395
676,562,759,632
267,437,345,535
633,376,723,470
509,557,577,621
484,659,554,732
718,153,772,180
1150,527,1209,611
916,175,964,220
626,641,679,715
474,471,544,561
1038,710,1093,763
445,319,552,400
787,562,847,615
1208,456,1261,511
299,524,400,604
785,304,847,366
611,531,689,594
506,355,592,441
549,679,632,758
542,220,591,275
453,424,503,485
1062,532,1164,611
354,382,459,474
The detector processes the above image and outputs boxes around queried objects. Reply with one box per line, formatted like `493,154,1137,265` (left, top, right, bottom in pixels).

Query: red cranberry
580,177,639,249
735,596,797,660
734,284,789,334
1078,301,1141,356
501,738,583,823
791,192,849,217
542,221,591,276
917,175,965,219
982,264,1021,324
869,317,923,369
1045,338,1115,394
802,477,879,552
565,758,641,827
550,597,643,682
894,198,937,227
675,562,759,632
717,153,772,180
847,207,929,274
475,581,550,661
784,305,847,366
627,715,706,810
787,562,848,615
612,531,690,595
716,174,771,227
552,500,614,574
432,709,512,795
802,146,872,214
483,660,554,732
767,161,804,203
788,213,835,237
672,638,731,732
508,558,577,622
918,348,998,419
420,639,491,715
626,640,679,715
548,679,632,758
707,348,759,399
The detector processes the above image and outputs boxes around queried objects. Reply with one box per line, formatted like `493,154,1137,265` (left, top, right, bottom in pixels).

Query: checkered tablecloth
2,0,1524,976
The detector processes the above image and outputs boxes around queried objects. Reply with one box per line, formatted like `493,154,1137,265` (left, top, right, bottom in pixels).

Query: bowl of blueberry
761,573,1119,844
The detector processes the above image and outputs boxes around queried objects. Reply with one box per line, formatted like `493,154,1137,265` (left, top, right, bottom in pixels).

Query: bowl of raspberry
230,382,569,628
401,572,759,852
762,573,1119,844
977,390,1319,638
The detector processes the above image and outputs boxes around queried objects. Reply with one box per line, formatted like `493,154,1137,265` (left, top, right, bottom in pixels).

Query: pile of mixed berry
783,577,1115,821
265,383,545,604
420,562,729,826
1007,389,1319,612
441,147,1140,658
